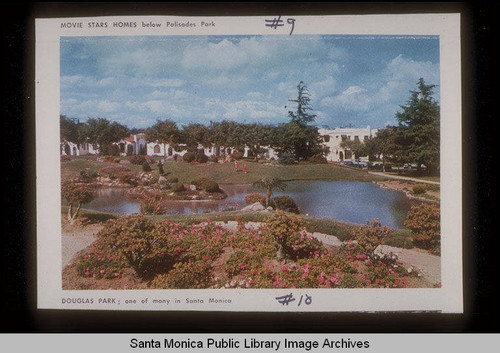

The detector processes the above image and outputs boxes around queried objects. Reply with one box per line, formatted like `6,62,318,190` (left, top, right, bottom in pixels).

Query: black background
1,2,498,333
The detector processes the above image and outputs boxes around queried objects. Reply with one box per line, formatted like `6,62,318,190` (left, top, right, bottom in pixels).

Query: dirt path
375,244,441,284
369,171,440,185
61,224,102,268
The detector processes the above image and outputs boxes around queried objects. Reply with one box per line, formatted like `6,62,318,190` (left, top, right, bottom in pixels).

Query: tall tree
278,81,322,161
144,119,180,145
394,78,440,174
82,118,129,155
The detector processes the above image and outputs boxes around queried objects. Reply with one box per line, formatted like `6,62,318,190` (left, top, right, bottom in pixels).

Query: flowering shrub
405,203,440,254
75,243,127,279
351,219,393,258
95,214,176,279
244,193,266,206
225,250,262,278
152,261,213,289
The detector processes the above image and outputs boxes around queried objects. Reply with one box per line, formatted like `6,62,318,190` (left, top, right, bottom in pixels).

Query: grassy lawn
61,156,385,184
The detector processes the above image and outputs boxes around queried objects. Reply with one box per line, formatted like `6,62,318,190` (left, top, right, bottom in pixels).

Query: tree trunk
67,203,73,222
266,189,271,207
69,203,82,225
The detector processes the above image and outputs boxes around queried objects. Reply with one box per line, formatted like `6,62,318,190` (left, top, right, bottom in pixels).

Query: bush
116,171,138,186
244,193,266,206
139,192,165,215
172,182,185,192
308,154,328,164
182,152,196,163
203,180,221,193
142,161,152,172
404,203,440,254
351,219,393,258
412,184,427,195
151,261,213,289
265,210,316,259
76,243,127,280
271,195,300,214
60,155,72,162
95,214,176,279
129,155,147,165
278,152,296,165
191,178,220,193
195,152,209,163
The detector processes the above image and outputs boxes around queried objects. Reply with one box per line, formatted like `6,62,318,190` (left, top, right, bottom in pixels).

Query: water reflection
75,181,421,229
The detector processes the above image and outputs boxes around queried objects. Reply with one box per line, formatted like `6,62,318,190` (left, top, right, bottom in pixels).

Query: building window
364,135,369,141
341,135,347,141
154,144,161,154
354,136,360,142
323,135,330,143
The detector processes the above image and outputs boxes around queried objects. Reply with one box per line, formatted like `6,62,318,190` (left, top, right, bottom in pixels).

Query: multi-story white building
318,126,378,162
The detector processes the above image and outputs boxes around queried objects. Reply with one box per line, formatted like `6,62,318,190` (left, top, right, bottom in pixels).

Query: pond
78,181,421,229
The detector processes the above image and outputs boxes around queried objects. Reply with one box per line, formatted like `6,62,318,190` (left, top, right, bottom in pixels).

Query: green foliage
278,151,296,165
271,195,300,214
151,261,213,289
76,242,127,279
172,182,186,192
182,152,196,163
142,161,152,172
252,177,287,207
144,119,180,145
404,203,440,254
62,183,95,205
351,219,393,258
95,214,176,279
191,177,220,193
139,192,165,215
308,153,328,164
195,151,209,163
412,184,427,194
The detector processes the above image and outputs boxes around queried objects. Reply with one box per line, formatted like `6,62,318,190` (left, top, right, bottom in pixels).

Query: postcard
36,14,462,312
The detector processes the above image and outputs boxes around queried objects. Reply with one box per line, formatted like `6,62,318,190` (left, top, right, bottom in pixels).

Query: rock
242,202,265,212
158,176,167,183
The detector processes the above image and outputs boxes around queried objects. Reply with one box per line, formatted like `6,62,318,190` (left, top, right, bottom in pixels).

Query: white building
318,126,378,162
147,141,188,158
115,134,147,156
60,139,99,156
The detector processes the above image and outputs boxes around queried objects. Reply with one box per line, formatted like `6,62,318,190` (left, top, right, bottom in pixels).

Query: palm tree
252,177,287,207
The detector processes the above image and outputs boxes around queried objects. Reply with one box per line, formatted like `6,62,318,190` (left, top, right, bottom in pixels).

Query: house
115,134,147,156
318,126,378,162
60,139,99,156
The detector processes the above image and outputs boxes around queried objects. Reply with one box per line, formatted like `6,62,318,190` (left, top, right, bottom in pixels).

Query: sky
60,35,440,130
